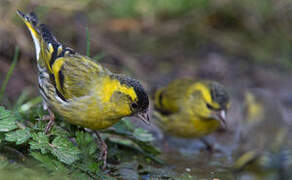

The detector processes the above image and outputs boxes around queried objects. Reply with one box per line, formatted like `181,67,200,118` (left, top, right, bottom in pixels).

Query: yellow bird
154,79,230,149
17,10,150,168
233,89,291,179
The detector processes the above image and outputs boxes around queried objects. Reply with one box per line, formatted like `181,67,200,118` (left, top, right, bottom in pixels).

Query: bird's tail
17,10,42,60
17,10,65,73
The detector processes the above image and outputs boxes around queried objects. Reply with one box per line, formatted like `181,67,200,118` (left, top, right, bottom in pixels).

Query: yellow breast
50,76,136,130
156,112,220,138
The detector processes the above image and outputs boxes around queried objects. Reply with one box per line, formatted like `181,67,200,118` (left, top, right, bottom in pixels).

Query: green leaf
136,141,160,155
29,132,50,154
87,161,100,173
0,106,18,132
74,131,101,175
133,128,154,142
75,131,97,156
30,152,68,172
5,129,31,144
107,136,163,164
50,136,80,165
109,136,139,148
114,118,135,134
50,126,71,138
102,128,162,164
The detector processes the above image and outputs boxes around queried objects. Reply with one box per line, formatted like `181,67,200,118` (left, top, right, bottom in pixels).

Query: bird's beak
212,110,227,129
137,111,151,125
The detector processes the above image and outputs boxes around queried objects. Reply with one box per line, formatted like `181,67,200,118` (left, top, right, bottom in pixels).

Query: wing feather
155,79,193,114
18,10,105,101
51,55,106,99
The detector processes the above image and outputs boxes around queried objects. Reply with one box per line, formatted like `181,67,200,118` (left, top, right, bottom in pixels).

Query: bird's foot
44,109,55,134
200,138,214,152
95,131,108,170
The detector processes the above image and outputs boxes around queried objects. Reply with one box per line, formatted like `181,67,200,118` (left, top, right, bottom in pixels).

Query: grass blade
86,27,90,57
0,46,19,102
18,96,42,113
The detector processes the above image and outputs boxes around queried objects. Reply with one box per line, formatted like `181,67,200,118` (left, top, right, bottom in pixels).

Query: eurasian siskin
154,79,230,149
17,10,150,168
233,89,291,180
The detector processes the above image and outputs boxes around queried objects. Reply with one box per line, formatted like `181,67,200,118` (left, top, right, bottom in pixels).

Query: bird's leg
200,138,213,152
94,131,108,170
44,108,55,134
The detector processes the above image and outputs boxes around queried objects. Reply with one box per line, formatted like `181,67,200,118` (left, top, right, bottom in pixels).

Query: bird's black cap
114,75,149,113
209,82,230,109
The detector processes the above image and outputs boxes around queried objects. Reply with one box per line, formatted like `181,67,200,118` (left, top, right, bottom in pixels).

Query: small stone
185,168,191,172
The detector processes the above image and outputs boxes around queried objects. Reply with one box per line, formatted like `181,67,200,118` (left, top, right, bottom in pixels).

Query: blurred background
1,0,292,179
1,0,292,103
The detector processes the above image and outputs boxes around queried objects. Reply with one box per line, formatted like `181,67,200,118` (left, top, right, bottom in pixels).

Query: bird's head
110,75,150,124
190,81,230,128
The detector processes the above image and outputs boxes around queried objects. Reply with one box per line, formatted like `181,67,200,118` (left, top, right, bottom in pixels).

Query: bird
233,89,291,179
239,89,288,150
154,79,230,150
17,10,150,169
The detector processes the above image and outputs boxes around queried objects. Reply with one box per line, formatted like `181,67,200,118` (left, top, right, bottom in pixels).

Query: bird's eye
206,103,213,110
131,103,138,109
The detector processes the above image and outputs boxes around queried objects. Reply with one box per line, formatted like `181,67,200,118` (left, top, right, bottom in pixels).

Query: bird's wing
50,55,107,100
155,79,193,114
17,10,107,100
